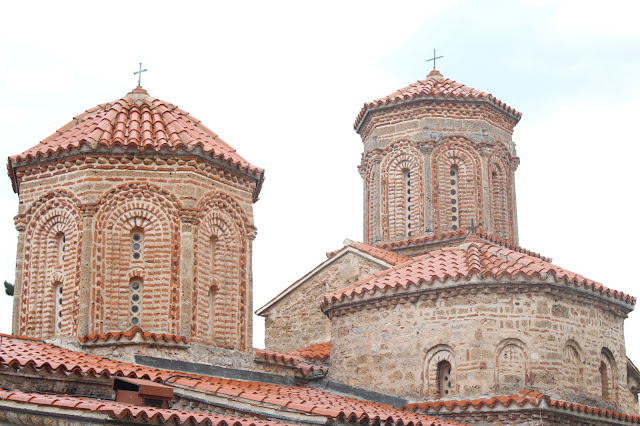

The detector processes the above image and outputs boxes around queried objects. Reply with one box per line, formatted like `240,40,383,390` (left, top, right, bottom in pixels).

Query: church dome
8,86,263,194
354,70,522,133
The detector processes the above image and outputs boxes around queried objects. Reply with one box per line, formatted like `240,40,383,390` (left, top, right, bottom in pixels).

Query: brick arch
92,183,181,335
432,137,482,234
20,191,82,338
422,344,456,399
563,339,584,390
192,191,249,350
488,154,513,241
600,347,617,403
381,140,424,241
495,338,528,389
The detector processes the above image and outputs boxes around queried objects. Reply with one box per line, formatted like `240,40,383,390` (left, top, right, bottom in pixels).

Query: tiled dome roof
322,241,635,311
354,70,522,132
8,86,264,192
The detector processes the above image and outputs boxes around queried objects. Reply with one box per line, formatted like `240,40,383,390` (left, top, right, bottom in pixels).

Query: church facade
2,70,639,425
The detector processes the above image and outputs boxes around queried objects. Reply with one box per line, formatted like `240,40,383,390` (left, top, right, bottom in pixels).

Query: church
1,67,639,425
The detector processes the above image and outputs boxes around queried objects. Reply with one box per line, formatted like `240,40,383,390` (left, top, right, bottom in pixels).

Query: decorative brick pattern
18,190,83,338
431,137,483,235
381,140,424,241
192,191,250,350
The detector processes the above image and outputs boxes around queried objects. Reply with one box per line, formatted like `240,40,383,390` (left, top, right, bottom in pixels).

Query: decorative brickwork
431,137,482,235
92,183,182,335
19,191,83,338
192,191,250,350
381,140,424,241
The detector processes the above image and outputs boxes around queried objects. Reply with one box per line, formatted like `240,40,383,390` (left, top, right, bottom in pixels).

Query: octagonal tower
8,86,263,364
355,70,521,255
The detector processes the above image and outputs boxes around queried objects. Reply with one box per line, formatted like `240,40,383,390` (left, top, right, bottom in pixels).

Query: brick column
11,218,26,335
77,205,97,336
245,226,257,351
509,157,520,244
419,142,435,235
479,144,493,234
178,211,197,337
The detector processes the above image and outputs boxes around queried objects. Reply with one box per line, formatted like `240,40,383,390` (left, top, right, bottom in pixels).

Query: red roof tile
7,86,264,196
79,325,190,346
354,70,522,132
0,335,465,426
254,348,328,378
322,241,635,311
287,341,331,363
403,390,640,424
0,389,287,425
329,240,411,266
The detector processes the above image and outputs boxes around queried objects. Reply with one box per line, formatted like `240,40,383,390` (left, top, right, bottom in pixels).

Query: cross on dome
133,63,147,86
426,49,443,71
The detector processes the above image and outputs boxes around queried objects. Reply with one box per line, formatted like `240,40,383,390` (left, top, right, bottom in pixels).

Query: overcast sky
1,1,639,366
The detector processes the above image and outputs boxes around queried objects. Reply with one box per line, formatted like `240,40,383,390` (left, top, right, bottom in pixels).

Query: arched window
600,349,616,402
450,166,459,231
403,169,412,237
208,285,218,340
55,232,66,267
131,228,144,261
53,282,63,333
437,360,453,397
129,278,143,326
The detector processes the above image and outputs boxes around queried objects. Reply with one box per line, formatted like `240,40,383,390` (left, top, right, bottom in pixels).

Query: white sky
1,0,639,367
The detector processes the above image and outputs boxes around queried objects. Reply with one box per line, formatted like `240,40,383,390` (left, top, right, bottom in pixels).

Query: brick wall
326,281,635,412
262,252,387,353
12,153,256,353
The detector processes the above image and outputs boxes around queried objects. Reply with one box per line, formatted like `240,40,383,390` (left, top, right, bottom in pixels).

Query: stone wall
262,252,387,353
12,153,256,352
327,280,635,413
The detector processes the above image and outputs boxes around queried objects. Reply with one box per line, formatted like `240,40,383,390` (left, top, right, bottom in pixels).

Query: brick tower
7,86,263,363
355,70,521,256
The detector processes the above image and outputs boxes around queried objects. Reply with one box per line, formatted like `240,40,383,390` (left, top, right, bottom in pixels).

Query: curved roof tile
354,70,522,132
8,86,264,195
322,242,635,311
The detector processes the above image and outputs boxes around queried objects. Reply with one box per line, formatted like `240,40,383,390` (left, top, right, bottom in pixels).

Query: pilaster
419,142,435,235
77,204,97,336
178,210,197,338
11,217,26,335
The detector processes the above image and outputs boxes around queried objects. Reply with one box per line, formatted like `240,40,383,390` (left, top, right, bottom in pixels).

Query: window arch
422,345,456,399
53,281,63,334
129,278,143,327
600,348,616,402
563,341,584,389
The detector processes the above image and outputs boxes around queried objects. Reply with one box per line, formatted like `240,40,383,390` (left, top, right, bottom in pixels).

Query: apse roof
7,86,264,196
322,239,636,312
354,70,522,132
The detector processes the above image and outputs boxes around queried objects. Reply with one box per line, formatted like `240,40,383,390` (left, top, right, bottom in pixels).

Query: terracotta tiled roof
0,333,173,380
7,86,264,196
79,325,190,346
378,229,549,262
322,241,635,311
403,390,640,424
254,348,328,378
0,335,465,426
0,390,288,425
168,376,466,426
354,70,522,132
329,240,411,266
287,341,331,363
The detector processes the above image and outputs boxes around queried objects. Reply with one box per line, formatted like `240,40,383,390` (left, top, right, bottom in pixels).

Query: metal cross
133,63,147,86
466,219,481,233
426,49,443,71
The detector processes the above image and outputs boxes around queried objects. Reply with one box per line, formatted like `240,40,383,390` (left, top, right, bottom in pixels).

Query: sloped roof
322,241,635,311
287,341,331,363
0,389,287,426
256,240,406,316
78,325,189,346
0,334,465,426
403,390,640,424
7,86,264,196
354,70,522,132
254,348,328,378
